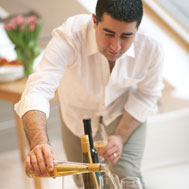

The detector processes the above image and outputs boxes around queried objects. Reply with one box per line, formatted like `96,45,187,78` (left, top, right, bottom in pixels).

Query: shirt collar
125,43,135,58
86,25,99,56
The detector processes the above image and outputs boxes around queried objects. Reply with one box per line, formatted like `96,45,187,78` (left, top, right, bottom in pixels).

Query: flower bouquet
4,14,42,76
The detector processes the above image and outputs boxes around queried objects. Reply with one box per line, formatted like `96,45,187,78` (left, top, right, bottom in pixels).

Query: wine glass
121,176,143,189
94,122,108,162
62,174,84,189
99,174,121,189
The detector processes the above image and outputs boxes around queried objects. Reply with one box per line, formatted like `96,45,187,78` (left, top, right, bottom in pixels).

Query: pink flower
3,14,41,56
9,22,16,30
29,23,35,31
4,15,24,31
4,23,10,30
11,15,24,25
25,16,37,25
19,24,25,31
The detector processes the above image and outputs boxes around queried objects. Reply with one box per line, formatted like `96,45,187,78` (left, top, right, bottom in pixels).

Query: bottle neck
88,133,95,149
88,163,106,172
83,119,95,149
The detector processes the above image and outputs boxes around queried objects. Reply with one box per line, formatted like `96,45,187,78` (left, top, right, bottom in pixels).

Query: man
15,0,164,184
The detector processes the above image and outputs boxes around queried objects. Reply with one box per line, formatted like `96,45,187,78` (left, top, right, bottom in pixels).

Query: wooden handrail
143,0,189,53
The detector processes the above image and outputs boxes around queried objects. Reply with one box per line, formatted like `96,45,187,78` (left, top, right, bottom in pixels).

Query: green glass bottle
81,135,98,188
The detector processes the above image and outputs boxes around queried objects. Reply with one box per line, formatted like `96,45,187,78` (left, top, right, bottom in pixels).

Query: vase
23,58,34,76
15,47,34,76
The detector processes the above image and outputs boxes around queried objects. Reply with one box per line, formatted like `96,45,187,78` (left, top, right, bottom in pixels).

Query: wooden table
0,77,57,189
0,77,28,162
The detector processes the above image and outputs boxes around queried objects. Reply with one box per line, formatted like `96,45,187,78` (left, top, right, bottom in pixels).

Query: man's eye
105,33,114,37
121,36,129,39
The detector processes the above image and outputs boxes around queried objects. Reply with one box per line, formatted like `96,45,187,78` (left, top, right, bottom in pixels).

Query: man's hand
98,111,141,164
99,135,123,164
22,110,56,176
26,144,56,177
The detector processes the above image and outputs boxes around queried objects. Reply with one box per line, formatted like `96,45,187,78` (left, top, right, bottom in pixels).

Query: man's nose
110,37,121,52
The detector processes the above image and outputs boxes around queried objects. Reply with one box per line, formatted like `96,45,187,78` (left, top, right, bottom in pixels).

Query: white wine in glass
94,121,108,161
94,140,107,151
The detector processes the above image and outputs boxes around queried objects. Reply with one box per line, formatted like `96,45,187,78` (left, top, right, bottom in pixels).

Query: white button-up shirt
15,14,164,137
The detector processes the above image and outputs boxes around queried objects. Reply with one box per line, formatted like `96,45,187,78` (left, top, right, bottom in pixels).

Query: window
155,0,189,32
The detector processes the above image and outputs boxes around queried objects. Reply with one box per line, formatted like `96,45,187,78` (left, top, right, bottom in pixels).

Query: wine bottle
83,119,99,164
25,160,106,178
81,135,98,189
83,119,101,185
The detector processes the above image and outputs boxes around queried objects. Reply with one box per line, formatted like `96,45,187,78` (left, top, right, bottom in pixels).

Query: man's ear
92,14,97,25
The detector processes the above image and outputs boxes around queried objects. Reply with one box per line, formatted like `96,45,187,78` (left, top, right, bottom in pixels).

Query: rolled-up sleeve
124,44,164,122
14,28,77,118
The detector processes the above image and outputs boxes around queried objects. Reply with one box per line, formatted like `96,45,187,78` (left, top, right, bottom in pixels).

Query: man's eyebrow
103,28,134,36
103,28,115,34
122,32,133,36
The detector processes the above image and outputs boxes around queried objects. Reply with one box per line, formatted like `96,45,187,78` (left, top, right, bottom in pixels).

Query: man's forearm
22,110,49,149
114,110,141,144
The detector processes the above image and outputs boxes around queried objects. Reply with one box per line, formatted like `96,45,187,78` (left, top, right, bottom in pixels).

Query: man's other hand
100,135,123,164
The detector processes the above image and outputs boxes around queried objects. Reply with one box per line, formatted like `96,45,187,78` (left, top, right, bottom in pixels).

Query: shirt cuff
14,95,50,118
124,93,157,122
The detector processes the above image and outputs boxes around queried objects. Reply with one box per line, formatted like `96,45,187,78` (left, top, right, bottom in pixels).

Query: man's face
92,13,137,62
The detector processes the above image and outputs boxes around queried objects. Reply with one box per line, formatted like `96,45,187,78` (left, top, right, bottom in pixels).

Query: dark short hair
95,0,143,28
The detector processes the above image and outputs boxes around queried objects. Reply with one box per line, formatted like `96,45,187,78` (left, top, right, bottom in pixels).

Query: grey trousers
60,115,146,180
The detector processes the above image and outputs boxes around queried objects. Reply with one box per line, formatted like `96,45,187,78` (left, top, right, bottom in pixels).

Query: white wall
140,15,189,100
